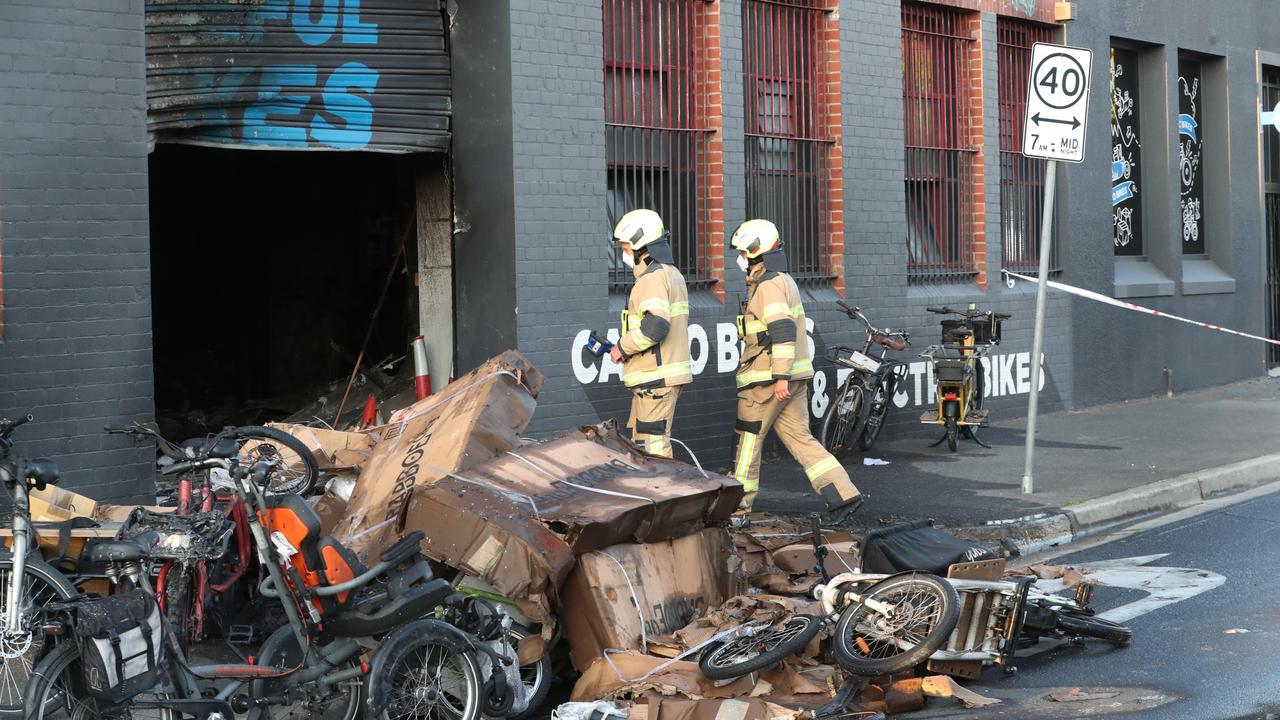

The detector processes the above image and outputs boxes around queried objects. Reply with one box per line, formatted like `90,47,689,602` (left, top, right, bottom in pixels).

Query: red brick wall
966,12,987,289
818,0,845,294
694,1,726,301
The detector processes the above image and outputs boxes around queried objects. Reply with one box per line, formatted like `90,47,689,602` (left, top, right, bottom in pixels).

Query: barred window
604,0,710,288
743,0,835,279
902,3,978,283
997,19,1059,274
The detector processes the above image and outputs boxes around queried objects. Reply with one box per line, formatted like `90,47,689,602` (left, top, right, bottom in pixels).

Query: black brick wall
0,0,155,503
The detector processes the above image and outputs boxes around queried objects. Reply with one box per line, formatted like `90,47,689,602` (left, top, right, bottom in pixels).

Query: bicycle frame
87,457,396,716
920,341,991,429
812,569,1041,669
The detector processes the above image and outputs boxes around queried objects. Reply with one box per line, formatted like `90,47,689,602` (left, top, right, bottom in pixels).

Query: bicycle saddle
89,527,160,563
85,540,148,563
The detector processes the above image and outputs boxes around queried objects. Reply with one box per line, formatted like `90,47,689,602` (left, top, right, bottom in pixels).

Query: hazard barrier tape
1003,270,1280,347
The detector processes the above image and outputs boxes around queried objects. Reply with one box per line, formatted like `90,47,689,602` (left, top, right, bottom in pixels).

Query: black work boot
823,493,866,526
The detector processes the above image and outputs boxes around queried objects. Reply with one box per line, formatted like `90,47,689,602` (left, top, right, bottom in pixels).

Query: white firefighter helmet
730,219,782,259
613,209,667,251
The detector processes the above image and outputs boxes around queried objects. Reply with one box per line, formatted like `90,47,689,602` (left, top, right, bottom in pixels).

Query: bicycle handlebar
0,415,33,440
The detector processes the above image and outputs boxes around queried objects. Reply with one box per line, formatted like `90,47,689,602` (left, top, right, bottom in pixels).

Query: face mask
736,255,750,273
621,251,636,269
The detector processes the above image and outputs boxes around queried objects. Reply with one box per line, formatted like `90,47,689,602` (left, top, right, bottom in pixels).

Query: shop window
997,18,1059,274
743,0,837,280
1178,56,1204,255
604,0,711,288
902,3,978,283
1111,46,1143,256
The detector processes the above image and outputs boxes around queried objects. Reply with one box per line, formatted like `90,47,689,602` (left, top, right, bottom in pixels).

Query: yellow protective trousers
732,382,859,511
628,386,682,458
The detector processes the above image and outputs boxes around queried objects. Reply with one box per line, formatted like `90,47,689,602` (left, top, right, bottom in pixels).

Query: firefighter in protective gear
729,219,863,521
611,209,692,457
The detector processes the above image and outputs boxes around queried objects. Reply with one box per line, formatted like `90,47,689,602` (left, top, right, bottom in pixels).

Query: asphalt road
914,487,1280,720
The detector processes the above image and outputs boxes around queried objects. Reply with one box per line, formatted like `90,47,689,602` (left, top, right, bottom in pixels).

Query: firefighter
610,209,692,457
729,219,863,521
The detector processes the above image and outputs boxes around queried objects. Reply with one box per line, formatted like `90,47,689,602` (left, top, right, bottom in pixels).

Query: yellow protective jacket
736,264,812,390
618,259,692,389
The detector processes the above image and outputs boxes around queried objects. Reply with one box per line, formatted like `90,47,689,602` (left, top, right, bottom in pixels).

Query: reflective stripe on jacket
619,260,693,389
735,267,812,390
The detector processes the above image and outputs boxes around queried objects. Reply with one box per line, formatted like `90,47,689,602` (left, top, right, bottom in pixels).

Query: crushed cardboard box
28,485,98,523
333,350,544,562
457,421,743,553
561,528,741,671
571,652,756,702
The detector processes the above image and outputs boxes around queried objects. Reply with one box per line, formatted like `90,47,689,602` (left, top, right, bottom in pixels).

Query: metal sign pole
1021,159,1058,495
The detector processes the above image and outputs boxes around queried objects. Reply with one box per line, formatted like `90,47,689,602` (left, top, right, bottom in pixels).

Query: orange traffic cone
359,394,378,429
412,336,432,400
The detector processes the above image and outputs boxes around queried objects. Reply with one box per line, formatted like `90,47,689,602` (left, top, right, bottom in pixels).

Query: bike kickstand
963,427,993,449
928,431,949,448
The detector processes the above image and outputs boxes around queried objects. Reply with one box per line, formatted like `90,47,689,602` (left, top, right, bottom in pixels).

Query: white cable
505,451,657,506
666,437,708,478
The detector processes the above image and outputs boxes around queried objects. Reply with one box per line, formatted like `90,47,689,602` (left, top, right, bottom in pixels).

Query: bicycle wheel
858,385,890,452
819,384,863,459
832,573,960,677
375,636,482,720
499,625,552,720
249,625,362,720
160,565,194,654
945,418,958,452
0,557,77,719
24,642,173,720
1056,611,1132,646
971,359,986,413
698,615,824,680
234,426,319,496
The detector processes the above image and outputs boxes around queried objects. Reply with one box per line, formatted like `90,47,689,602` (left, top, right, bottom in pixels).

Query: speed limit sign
1022,43,1093,163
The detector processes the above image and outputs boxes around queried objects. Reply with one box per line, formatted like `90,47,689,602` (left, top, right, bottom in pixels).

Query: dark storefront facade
0,0,1275,500
453,0,1272,467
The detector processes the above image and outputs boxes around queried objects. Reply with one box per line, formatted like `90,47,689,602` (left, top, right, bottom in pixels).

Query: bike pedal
226,625,255,645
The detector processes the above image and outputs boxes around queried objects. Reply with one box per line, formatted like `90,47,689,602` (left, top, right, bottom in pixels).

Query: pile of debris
237,350,1013,717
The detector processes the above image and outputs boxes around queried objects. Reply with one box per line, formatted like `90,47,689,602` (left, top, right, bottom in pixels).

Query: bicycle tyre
698,615,824,680
234,425,319,495
832,573,960,677
503,624,553,720
161,564,194,654
858,385,891,452
23,641,175,720
366,619,483,720
0,556,78,719
249,624,361,720
1056,611,1132,646
945,420,958,452
971,358,985,412
819,384,863,459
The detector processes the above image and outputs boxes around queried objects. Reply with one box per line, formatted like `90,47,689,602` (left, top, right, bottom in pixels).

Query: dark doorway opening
148,145,418,437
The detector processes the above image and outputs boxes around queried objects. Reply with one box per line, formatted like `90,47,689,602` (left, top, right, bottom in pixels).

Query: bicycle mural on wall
1179,60,1205,253
1111,48,1142,253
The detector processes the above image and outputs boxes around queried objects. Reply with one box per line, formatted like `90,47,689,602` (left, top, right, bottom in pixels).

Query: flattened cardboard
628,697,804,720
560,529,741,671
334,350,543,562
461,422,743,553
571,652,755,702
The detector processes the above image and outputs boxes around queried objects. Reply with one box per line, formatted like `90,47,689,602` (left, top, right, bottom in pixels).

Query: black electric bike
818,302,910,456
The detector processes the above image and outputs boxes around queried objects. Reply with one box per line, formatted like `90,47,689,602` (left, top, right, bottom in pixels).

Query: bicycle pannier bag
75,589,164,703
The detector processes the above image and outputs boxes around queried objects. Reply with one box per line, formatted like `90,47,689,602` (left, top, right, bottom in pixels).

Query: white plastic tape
1004,270,1280,346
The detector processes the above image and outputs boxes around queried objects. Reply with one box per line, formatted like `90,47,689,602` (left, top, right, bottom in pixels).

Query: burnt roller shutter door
145,0,450,153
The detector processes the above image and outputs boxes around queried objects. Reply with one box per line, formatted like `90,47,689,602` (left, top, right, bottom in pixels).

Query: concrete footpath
751,376,1280,553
